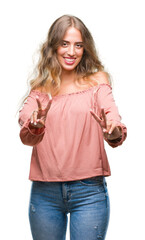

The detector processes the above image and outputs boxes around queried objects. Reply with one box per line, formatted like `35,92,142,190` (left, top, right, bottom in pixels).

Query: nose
68,44,75,56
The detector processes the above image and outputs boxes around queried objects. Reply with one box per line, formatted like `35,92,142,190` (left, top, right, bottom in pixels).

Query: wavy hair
28,15,106,95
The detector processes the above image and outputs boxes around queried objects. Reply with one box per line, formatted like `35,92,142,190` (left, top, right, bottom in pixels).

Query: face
57,27,84,73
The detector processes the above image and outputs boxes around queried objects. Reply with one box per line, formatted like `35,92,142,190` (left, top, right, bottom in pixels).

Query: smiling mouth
64,57,76,65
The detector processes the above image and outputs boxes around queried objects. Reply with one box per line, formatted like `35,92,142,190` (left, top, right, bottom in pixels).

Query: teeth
65,58,75,62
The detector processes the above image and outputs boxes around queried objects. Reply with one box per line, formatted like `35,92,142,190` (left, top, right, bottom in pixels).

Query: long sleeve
95,84,127,148
18,91,46,146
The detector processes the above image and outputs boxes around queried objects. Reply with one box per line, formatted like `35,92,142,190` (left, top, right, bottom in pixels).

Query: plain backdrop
0,0,144,239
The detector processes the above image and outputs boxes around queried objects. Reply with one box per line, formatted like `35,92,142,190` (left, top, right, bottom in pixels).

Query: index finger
90,110,101,124
36,96,42,111
45,98,52,113
101,108,107,129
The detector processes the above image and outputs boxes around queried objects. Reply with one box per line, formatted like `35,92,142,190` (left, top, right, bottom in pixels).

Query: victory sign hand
90,108,122,140
30,95,52,128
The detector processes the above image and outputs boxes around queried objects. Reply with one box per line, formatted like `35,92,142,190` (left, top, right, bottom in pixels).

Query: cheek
57,47,65,56
56,48,65,64
78,49,84,58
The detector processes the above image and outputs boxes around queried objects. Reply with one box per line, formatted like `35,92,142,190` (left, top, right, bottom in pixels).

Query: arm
90,73,127,147
18,91,52,146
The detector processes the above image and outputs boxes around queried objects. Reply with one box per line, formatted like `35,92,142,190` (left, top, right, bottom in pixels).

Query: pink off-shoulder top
19,84,127,182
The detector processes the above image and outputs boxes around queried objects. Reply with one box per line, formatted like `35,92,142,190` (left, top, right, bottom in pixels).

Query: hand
30,95,52,128
90,108,122,140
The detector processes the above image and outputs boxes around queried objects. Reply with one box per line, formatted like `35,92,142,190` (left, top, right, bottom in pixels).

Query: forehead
63,27,83,42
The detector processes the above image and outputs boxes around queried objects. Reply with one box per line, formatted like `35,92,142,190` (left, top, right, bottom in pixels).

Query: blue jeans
29,176,110,240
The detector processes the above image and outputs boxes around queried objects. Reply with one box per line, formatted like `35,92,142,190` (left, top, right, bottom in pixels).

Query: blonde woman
19,15,127,240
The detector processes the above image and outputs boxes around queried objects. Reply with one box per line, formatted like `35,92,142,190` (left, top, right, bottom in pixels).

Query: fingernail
34,122,37,125
31,121,33,124
109,131,111,134
103,128,107,133
36,95,39,99
48,93,52,100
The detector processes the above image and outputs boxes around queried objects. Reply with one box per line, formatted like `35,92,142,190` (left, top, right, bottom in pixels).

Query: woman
19,15,127,240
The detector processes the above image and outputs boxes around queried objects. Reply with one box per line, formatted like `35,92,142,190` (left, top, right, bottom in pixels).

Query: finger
48,93,52,100
45,98,52,114
36,96,42,111
108,122,116,134
30,110,38,126
36,119,45,128
90,110,101,124
101,108,107,129
33,110,38,125
30,113,33,124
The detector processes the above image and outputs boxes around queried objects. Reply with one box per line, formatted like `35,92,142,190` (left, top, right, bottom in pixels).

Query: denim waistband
83,176,104,181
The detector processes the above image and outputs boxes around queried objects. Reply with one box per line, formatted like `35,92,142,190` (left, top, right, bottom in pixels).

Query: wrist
28,122,45,135
105,126,122,141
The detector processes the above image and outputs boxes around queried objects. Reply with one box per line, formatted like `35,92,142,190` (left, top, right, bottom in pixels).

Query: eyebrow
61,40,84,44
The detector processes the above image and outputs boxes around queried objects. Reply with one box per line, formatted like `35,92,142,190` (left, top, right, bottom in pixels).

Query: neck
60,70,77,85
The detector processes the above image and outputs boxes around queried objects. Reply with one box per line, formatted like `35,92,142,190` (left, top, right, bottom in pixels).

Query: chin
61,62,81,72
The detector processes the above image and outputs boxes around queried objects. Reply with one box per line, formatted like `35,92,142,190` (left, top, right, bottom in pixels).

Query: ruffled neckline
31,83,111,99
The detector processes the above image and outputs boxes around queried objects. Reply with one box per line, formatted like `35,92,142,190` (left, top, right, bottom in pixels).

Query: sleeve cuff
19,119,46,146
104,124,127,148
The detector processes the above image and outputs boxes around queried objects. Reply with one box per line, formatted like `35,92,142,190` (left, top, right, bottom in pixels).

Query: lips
64,57,76,65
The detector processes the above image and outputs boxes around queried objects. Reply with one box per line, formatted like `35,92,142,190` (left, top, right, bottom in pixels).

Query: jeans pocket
79,176,104,186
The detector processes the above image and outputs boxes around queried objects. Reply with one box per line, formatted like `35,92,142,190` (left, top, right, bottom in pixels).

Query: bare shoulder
92,71,110,85
33,86,46,93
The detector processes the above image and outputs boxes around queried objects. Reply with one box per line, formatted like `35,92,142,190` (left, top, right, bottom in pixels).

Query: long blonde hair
29,15,105,96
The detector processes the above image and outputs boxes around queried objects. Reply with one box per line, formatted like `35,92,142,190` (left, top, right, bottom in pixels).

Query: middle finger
36,96,42,111
32,110,38,125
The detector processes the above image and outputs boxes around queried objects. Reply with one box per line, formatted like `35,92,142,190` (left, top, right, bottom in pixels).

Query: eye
75,43,83,49
60,41,68,47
